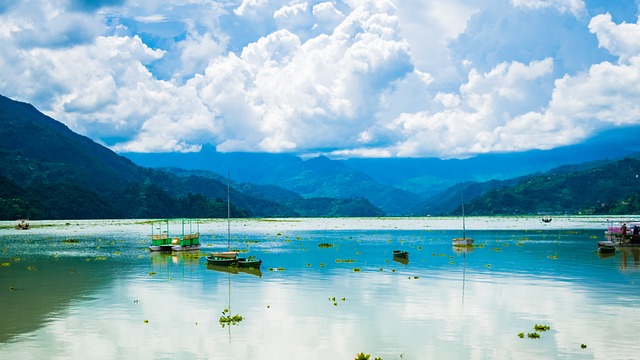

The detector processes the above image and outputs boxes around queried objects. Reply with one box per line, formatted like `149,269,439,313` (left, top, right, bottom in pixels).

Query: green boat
238,257,262,269
205,256,238,267
149,219,200,252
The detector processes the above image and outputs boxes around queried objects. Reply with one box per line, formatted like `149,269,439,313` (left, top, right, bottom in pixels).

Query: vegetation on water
518,324,551,340
354,353,382,360
219,308,243,328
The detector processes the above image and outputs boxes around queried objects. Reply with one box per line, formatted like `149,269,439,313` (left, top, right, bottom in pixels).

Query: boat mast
461,190,466,239
227,172,231,251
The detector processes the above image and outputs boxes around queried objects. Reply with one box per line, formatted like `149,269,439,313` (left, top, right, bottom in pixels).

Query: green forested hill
0,95,383,220
462,156,640,215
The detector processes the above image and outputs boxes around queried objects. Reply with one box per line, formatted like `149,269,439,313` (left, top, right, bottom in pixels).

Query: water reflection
206,263,263,278
620,247,640,272
1,219,640,359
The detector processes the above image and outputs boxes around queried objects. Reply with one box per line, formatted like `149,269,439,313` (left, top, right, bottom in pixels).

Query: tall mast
227,172,231,251
461,190,466,239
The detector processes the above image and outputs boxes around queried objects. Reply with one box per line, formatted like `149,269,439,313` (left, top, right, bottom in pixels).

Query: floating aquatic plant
149,272,157,276
534,324,550,332
62,239,80,244
581,344,587,349
219,308,243,327
1,262,10,267
354,353,382,360
517,332,525,339
527,332,540,339
27,265,37,271
335,259,355,263
353,268,361,272
318,243,334,248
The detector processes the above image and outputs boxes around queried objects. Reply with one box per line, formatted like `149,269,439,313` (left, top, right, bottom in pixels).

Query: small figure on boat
632,225,640,244
542,218,552,223
621,223,628,241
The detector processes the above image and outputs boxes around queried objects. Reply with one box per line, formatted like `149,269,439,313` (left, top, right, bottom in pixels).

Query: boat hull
171,244,201,251
237,258,262,269
452,238,474,247
392,250,409,259
206,256,238,267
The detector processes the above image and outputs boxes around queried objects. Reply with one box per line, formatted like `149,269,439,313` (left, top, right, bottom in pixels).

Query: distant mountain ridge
3,93,640,219
0,94,382,219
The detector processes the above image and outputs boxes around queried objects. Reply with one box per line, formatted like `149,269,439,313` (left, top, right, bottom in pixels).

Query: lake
1,216,639,360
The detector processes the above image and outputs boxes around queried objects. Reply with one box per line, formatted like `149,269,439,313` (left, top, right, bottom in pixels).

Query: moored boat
598,242,616,253
15,219,30,230
452,192,473,247
210,251,239,259
238,257,262,269
149,219,200,251
206,256,238,267
392,250,409,258
453,237,474,247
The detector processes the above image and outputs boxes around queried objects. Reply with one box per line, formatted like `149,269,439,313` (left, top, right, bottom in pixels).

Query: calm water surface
1,216,639,360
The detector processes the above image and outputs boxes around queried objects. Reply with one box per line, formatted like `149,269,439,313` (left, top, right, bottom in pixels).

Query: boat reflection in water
206,263,262,277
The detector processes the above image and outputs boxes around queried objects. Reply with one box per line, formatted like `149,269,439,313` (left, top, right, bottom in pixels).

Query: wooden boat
210,251,239,259
598,243,616,253
149,219,200,251
392,250,409,258
542,218,552,223
208,173,262,268
15,219,30,230
453,237,474,246
238,257,262,269
453,193,473,247
206,256,238,267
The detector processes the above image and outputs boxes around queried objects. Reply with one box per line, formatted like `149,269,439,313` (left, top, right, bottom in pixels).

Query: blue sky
1,0,639,159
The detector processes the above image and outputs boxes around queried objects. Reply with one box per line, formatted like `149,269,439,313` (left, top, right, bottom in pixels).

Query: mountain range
1,93,640,220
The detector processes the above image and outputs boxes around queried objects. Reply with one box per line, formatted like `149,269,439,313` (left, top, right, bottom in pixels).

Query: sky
1,0,640,159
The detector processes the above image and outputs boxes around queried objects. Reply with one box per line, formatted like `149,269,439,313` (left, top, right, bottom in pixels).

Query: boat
602,221,640,247
598,242,616,253
542,218,552,223
452,192,473,247
210,251,239,259
149,219,200,251
206,255,238,267
238,257,262,269
15,219,30,230
604,221,640,241
208,173,262,268
392,250,409,258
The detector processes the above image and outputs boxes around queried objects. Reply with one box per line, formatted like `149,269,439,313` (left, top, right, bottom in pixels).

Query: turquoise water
1,217,639,359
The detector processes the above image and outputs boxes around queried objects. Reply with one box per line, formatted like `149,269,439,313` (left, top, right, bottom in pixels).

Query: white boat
452,191,473,247
453,237,474,247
